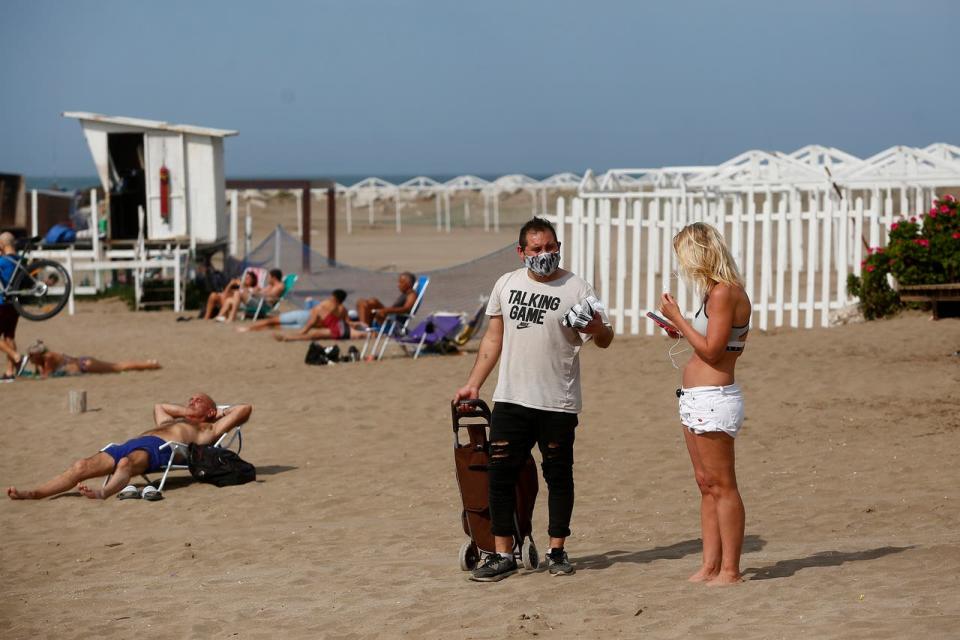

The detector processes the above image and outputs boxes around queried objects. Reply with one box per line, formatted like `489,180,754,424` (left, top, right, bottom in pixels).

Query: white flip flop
117,484,141,500
141,485,164,501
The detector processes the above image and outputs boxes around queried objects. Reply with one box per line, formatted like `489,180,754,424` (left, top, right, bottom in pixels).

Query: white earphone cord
668,335,690,370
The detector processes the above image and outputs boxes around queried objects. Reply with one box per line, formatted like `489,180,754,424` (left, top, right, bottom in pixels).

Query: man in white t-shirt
453,217,614,582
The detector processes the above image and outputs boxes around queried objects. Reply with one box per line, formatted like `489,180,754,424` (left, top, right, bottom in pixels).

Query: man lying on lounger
6,393,252,500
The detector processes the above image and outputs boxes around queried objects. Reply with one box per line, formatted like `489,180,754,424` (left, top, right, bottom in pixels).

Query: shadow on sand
744,545,915,580
48,464,299,498
576,535,767,571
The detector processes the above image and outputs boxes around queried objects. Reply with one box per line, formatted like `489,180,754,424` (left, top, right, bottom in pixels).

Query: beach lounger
394,312,464,359
104,405,245,501
360,275,430,361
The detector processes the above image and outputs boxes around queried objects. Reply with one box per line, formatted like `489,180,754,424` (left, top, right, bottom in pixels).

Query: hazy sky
2,0,958,178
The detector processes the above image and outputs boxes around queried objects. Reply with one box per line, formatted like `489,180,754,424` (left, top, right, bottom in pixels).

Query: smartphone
646,311,678,333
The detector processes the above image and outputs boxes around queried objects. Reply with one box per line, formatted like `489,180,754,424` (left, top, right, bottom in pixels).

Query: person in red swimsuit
273,289,351,342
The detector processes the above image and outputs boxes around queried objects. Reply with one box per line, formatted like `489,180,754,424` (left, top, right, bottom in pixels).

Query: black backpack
187,444,256,487
305,342,351,365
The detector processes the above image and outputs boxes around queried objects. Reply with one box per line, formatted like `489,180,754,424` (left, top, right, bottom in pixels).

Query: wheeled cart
451,399,540,571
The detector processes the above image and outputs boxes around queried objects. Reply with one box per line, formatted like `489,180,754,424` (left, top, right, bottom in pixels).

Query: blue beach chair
361,275,430,361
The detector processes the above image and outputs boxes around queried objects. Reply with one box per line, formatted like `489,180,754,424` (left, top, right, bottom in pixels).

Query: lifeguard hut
27,113,239,313
63,111,237,251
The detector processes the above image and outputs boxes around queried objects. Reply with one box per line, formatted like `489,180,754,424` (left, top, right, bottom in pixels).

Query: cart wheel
459,540,479,571
521,538,539,570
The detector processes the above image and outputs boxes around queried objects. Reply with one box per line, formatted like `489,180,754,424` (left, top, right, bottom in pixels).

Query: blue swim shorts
101,435,172,473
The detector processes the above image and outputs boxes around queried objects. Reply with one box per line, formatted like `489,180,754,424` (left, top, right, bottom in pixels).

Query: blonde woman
657,222,751,586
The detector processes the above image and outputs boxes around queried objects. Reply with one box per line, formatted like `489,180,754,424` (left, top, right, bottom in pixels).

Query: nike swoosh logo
517,322,531,329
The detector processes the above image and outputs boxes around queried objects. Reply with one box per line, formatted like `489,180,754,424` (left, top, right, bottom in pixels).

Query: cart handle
451,398,491,431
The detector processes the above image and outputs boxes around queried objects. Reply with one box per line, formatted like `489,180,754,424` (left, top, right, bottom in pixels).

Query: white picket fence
546,191,904,336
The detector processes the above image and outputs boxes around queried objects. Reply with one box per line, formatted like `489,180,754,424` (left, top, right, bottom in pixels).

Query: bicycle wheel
10,259,72,321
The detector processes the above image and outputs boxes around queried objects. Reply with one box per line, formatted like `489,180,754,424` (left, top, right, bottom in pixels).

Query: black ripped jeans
489,402,578,539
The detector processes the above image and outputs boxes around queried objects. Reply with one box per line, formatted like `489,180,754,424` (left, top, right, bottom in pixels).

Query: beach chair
394,312,464,359
243,273,298,320
103,405,245,501
360,275,430,361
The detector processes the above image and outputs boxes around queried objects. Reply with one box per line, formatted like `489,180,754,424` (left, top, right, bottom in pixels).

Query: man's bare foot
706,571,743,586
688,566,720,582
76,483,106,500
7,486,36,500
147,360,161,369
236,327,250,333
272,333,287,342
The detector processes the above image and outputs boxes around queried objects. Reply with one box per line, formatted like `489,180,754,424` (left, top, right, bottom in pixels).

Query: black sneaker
469,553,517,582
547,548,575,576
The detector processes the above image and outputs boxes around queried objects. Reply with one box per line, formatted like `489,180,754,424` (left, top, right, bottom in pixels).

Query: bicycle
1,236,72,321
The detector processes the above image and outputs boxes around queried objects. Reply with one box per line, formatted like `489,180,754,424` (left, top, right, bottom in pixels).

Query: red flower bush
849,194,960,318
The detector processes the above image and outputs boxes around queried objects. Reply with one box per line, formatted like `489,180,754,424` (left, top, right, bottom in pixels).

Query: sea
26,173,560,192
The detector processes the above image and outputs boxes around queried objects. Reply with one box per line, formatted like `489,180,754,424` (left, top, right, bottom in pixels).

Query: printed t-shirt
486,267,610,414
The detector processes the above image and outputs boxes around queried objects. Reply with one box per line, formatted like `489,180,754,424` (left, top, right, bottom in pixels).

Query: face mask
524,250,561,277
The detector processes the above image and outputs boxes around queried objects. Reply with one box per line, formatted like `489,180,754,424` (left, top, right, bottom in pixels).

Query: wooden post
585,198,596,285
599,199,611,306
646,199,658,336
438,192,444,232
229,190,238,257
615,198,627,333
395,191,401,233
174,246,182,312
759,190,772,331
327,186,336,266
555,197,566,265
302,186,311,272
68,390,87,414
91,189,102,291
775,194,787,328
805,192,818,328
630,200,641,335
31,190,38,236
789,190,802,329
66,247,75,316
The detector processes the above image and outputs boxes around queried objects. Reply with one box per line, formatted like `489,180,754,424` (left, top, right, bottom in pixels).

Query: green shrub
850,194,960,319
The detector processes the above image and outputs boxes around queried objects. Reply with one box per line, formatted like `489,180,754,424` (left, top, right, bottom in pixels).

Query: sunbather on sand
218,268,285,323
6,394,252,500
271,289,352,342
26,340,161,378
203,269,259,320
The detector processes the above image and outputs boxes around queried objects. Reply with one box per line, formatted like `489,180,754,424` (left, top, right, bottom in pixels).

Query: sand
2,294,959,638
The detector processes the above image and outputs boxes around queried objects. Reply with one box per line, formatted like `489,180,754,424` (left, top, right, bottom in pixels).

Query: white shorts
678,384,744,438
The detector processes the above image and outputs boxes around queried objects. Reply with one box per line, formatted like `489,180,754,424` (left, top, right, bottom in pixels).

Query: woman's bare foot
146,360,161,369
7,486,35,500
688,566,720,583
76,483,106,500
236,327,250,333
706,571,743,586
272,333,287,342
